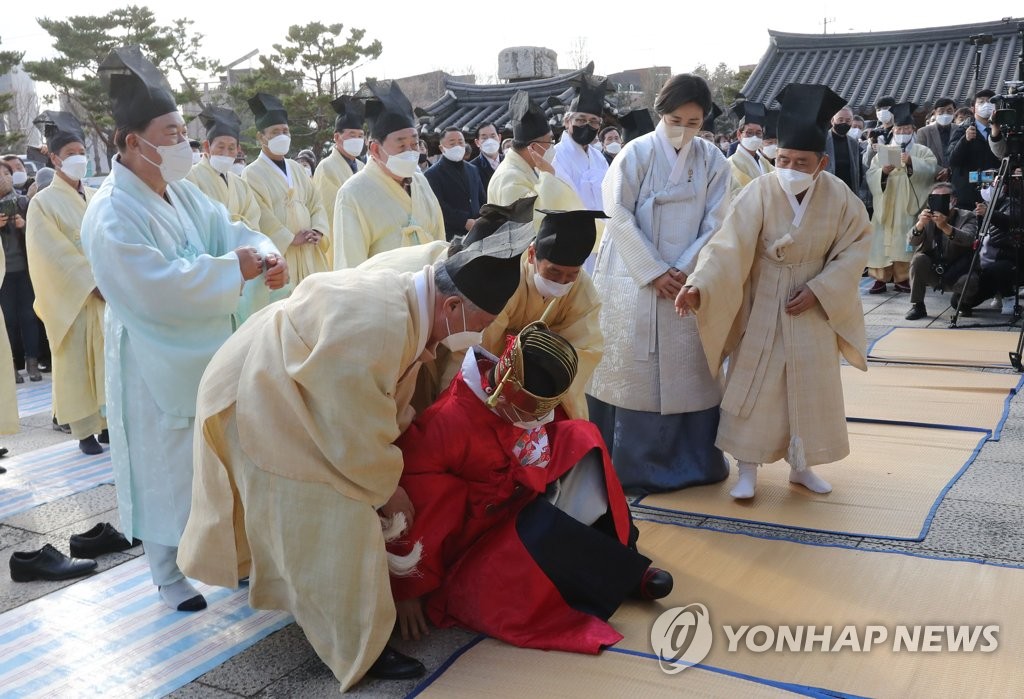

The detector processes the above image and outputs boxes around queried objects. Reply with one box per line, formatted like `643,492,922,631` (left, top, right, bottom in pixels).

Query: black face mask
571,124,598,147
833,123,851,136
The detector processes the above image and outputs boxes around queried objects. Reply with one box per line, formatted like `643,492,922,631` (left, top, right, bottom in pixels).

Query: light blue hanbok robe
81,157,280,545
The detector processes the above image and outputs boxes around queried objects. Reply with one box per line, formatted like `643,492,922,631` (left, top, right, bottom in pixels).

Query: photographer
974,171,1022,310
905,183,979,320
0,160,41,383
947,89,1001,207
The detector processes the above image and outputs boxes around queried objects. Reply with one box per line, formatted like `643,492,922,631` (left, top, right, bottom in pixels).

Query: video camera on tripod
990,23,1024,155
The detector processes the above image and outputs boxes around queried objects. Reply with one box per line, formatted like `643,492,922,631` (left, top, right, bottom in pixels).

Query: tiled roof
742,19,1023,113
418,63,615,134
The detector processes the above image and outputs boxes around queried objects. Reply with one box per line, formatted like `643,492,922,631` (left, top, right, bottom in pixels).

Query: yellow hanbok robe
487,149,583,231
244,152,331,285
333,159,445,269
188,158,280,325
687,171,871,468
866,143,937,269
728,146,774,195
0,245,16,435
25,176,105,432
179,268,435,692
312,146,363,234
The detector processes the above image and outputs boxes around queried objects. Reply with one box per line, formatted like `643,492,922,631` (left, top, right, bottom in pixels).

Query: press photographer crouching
905,183,979,320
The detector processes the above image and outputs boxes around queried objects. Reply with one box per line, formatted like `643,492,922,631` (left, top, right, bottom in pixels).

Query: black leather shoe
97,429,109,444
70,522,140,558
79,436,103,456
10,544,97,582
905,303,927,321
365,645,426,680
634,566,674,601
52,416,71,434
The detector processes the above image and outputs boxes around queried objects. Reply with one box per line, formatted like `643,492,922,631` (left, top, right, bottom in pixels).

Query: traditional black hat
891,102,918,127
247,93,288,131
198,106,241,143
763,108,780,139
618,108,655,143
33,111,85,153
730,100,767,127
775,84,847,152
875,95,897,109
534,209,607,267
330,95,365,132
702,103,723,133
99,46,177,131
570,74,609,116
444,196,536,314
509,91,550,143
362,80,415,141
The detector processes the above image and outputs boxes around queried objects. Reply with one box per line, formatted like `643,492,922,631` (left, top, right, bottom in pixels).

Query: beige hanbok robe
487,149,584,230
687,171,872,467
244,152,331,285
333,159,444,269
188,158,277,325
25,176,105,434
355,239,449,274
312,146,363,234
728,147,774,195
866,142,937,272
0,245,16,435
179,268,435,692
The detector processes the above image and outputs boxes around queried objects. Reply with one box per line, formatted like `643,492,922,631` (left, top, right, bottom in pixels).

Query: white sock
729,462,759,499
789,467,832,494
159,578,207,612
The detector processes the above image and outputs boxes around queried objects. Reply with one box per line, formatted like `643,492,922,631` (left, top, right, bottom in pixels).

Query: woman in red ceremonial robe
386,325,672,653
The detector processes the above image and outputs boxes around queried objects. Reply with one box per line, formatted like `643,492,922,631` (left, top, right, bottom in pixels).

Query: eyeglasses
530,140,554,147
571,117,602,129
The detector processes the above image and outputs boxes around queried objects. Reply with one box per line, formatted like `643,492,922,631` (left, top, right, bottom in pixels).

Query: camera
969,170,997,184
0,199,17,218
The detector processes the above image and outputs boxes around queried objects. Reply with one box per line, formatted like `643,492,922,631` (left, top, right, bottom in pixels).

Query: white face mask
302,165,312,177
894,133,913,146
976,102,996,119
876,109,893,124
535,144,556,165
442,145,466,162
58,154,88,181
533,272,574,298
936,113,955,127
382,149,421,178
605,141,622,155
848,127,862,140
139,136,194,183
191,151,202,165
11,171,27,187
342,138,364,158
663,123,698,150
230,163,246,177
440,303,483,352
480,138,500,156
267,133,291,156
981,185,993,203
209,154,235,174
776,166,816,196
741,135,763,152
761,144,778,159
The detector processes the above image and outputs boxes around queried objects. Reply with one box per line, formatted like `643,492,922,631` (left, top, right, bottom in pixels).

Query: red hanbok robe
389,358,644,653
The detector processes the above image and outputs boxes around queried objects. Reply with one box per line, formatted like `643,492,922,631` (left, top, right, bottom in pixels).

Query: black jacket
469,153,501,194
947,121,1000,208
424,157,486,242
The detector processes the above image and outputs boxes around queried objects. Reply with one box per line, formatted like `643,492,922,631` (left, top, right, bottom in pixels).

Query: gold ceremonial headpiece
486,321,578,421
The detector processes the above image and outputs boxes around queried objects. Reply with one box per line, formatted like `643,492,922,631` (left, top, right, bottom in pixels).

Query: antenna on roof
822,17,835,35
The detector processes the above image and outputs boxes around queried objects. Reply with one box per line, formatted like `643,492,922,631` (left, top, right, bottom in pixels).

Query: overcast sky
2,3,1010,96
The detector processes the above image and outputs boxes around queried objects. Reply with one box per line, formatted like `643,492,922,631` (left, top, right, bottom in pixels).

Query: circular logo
650,603,713,674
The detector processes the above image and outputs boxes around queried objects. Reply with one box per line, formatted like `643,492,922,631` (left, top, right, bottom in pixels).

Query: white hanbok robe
81,157,280,545
0,245,16,435
553,136,609,211
312,146,363,234
728,146,774,195
486,149,584,230
866,142,937,270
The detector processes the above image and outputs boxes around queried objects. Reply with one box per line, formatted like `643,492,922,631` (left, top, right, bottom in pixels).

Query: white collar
413,268,431,359
259,150,291,185
784,176,818,228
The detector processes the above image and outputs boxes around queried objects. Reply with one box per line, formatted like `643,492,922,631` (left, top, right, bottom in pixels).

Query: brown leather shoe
868,280,888,294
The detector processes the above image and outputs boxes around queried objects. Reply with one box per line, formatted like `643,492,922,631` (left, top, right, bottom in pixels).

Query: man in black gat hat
678,83,872,503
244,92,331,286
552,73,612,211
26,110,108,455
178,196,536,691
728,100,772,192
80,46,287,614
313,95,366,231
332,79,445,268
